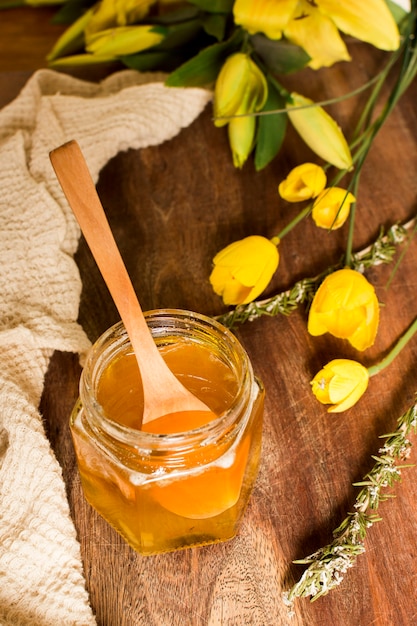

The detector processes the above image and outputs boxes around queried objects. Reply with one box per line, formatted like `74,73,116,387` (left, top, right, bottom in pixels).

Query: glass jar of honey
70,309,264,555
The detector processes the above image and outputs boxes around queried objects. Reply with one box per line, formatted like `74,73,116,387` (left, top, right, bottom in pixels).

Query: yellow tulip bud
278,163,327,202
214,53,267,128
233,0,296,40
228,115,256,169
311,359,369,412
286,93,352,170
312,187,355,229
210,235,279,305
308,268,379,351
86,25,165,58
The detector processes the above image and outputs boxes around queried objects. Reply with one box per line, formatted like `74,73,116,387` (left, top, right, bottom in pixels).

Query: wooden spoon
50,140,214,428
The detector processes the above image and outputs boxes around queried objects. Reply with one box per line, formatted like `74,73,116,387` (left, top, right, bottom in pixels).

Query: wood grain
2,14,417,626
0,7,65,72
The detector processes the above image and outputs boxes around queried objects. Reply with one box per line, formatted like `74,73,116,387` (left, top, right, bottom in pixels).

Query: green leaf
187,0,234,13
121,50,185,73
165,29,242,88
254,78,287,171
153,17,203,50
251,34,310,74
51,0,93,24
149,5,200,25
201,13,228,41
385,0,408,25
47,7,93,61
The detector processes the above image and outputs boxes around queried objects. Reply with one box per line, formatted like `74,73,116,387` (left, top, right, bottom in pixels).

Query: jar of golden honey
70,309,264,555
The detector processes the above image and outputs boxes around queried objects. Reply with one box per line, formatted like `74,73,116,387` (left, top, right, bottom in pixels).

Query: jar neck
79,310,255,463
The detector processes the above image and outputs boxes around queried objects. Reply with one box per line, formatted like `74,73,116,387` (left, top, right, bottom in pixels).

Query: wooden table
2,8,417,626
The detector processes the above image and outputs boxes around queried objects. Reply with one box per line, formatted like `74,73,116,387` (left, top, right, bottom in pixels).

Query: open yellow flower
210,235,279,305
311,359,369,412
234,0,399,69
284,0,399,69
278,163,327,202
308,268,379,351
286,93,352,170
312,187,356,229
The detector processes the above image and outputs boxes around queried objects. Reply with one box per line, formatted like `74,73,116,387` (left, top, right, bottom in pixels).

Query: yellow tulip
213,53,267,127
233,0,296,40
312,187,356,229
86,25,165,57
286,93,352,170
278,163,327,202
311,359,369,412
308,268,379,351
228,115,256,169
210,235,279,305
283,0,399,69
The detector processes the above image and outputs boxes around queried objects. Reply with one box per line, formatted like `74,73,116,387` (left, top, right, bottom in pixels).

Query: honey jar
70,309,264,555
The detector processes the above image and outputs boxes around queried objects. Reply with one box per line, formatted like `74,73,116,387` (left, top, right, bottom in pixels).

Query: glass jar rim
80,308,254,451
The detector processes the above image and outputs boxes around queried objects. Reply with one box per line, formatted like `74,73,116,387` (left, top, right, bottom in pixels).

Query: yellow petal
85,0,157,35
287,93,352,170
307,269,379,350
86,25,165,57
284,1,351,69
349,303,380,351
214,53,267,127
48,53,119,66
233,0,296,40
210,236,279,305
228,115,256,169
312,187,355,229
327,361,369,412
311,359,369,412
318,0,400,51
278,162,327,202
210,265,251,305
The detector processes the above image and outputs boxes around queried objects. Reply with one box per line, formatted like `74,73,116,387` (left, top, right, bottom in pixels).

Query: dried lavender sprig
283,398,417,610
217,217,414,329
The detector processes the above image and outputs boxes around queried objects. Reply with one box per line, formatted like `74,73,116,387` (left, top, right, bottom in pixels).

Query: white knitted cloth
0,68,211,625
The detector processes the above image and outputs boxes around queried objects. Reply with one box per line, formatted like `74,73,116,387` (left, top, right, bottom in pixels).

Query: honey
70,310,264,555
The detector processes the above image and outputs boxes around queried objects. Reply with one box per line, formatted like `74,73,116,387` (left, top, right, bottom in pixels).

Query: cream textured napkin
0,68,211,625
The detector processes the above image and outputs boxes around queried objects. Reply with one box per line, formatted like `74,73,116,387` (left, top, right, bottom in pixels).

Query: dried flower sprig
283,396,417,611
217,216,415,328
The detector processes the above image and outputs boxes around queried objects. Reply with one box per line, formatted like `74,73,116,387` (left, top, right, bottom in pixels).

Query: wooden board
1,10,417,625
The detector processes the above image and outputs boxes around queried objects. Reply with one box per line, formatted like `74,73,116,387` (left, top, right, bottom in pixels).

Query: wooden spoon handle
50,140,150,344
50,140,209,424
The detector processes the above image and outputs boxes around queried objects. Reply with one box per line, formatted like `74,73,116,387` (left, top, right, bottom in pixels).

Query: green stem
344,173,361,266
368,317,417,377
274,204,312,240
